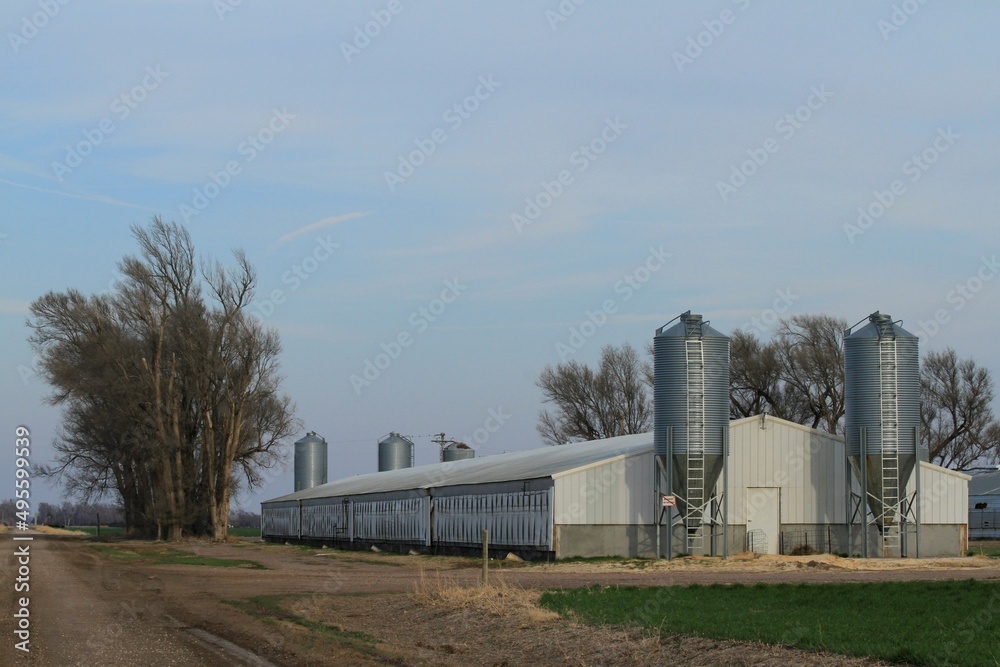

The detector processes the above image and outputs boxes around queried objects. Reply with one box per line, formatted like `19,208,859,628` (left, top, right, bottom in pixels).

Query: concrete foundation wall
555,524,659,558
555,523,967,559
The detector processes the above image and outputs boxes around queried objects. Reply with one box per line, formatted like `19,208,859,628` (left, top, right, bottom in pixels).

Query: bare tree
29,218,298,540
921,348,1000,469
728,316,846,432
729,329,784,419
774,314,847,433
537,343,652,445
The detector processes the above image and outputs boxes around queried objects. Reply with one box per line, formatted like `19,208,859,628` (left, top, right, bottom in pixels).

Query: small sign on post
661,495,677,508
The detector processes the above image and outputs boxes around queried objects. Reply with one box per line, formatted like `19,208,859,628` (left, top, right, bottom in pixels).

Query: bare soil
3,533,998,666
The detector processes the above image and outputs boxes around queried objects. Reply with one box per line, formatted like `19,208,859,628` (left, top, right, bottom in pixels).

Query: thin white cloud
0,177,154,211
269,211,370,250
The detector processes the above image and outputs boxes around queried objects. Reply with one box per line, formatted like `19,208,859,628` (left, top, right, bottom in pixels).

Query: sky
2,1,999,513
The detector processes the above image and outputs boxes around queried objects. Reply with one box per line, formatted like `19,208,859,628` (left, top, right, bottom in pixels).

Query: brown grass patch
411,570,561,622
35,525,88,536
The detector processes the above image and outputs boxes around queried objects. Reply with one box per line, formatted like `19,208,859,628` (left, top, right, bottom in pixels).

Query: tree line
537,314,1000,469
0,499,261,530
28,219,297,540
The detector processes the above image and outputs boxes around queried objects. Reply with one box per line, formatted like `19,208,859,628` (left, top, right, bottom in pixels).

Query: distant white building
261,415,970,559
969,471,1000,539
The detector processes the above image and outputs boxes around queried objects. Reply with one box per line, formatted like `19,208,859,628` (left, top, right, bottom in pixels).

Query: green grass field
967,542,1000,559
70,525,259,538
540,580,1000,667
90,543,267,569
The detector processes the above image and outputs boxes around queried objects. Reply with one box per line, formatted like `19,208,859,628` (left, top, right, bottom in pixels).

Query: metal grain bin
844,312,920,527
378,432,414,471
294,432,328,492
442,442,475,462
654,311,730,528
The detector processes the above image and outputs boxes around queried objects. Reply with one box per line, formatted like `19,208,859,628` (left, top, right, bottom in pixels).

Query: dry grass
35,525,88,536
535,551,1000,575
411,569,561,622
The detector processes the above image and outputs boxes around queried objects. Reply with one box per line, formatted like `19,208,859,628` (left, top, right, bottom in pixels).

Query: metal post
915,426,922,558
915,426,921,559
655,453,661,560
481,529,489,586
723,425,729,561
846,440,852,556
710,496,716,557
860,428,868,559
425,492,433,548
666,428,673,562
348,499,354,544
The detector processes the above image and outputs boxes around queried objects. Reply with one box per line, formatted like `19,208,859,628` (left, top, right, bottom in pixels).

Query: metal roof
263,416,971,504
970,471,1000,496
262,432,653,504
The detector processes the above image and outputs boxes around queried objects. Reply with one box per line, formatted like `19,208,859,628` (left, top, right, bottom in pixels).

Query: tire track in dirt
1,533,247,666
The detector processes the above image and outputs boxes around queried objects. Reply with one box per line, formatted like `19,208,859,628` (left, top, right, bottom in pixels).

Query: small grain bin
294,432,328,492
378,432,415,471
441,442,475,462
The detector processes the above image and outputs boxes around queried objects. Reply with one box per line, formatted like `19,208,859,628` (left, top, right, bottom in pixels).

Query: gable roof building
262,416,969,558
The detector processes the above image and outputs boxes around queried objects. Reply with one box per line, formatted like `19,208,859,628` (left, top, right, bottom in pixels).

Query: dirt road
2,533,998,666
0,532,273,666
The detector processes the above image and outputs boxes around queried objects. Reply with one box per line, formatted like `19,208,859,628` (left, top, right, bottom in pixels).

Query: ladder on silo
878,325,901,555
685,319,706,551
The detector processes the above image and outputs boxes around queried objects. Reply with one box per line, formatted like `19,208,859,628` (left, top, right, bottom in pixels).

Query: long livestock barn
261,415,970,559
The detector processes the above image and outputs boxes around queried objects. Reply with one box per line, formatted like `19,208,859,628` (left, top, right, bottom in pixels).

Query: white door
746,487,780,555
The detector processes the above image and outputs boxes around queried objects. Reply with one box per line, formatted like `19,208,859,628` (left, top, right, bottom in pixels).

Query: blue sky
2,1,998,512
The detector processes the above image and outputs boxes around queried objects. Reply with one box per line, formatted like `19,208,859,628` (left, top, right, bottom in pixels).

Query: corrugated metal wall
726,418,848,525
353,497,428,543
552,453,653,525
301,500,350,538
261,501,300,537
263,488,552,550
434,490,550,547
725,418,967,526
914,463,968,524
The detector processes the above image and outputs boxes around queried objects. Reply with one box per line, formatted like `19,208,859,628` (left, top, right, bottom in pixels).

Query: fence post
482,529,489,586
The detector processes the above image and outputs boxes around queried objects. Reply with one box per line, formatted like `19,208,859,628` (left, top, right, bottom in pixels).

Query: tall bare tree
774,314,847,433
729,329,785,419
29,218,297,540
728,315,847,433
537,343,652,445
921,348,1000,469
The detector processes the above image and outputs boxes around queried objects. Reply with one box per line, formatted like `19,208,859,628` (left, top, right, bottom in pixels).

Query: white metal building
969,471,1000,539
261,415,969,558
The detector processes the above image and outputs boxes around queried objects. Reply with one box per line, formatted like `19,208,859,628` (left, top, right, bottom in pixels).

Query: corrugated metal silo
654,311,730,552
378,432,415,471
844,312,920,554
294,432,328,492
441,442,475,462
